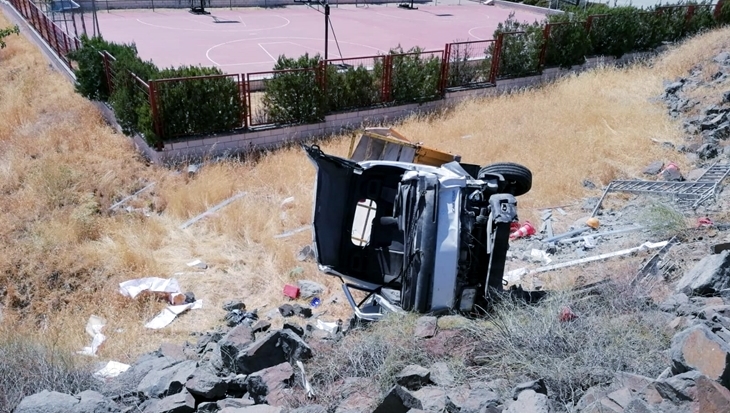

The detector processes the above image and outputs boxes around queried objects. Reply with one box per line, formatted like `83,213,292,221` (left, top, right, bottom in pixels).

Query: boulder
217,398,256,409
395,365,431,390
697,143,719,160
144,389,195,413
670,324,730,387
512,378,548,399
414,316,438,338
103,353,179,398
334,377,380,413
197,402,219,413
235,330,312,375
445,385,500,413
73,390,121,413
245,362,294,405
278,304,295,317
223,300,246,312
675,250,730,296
137,360,197,398
283,322,304,337
436,315,470,330
504,389,551,413
637,370,730,412
297,280,325,298
429,362,455,387
218,324,255,371
411,387,447,411
643,161,664,176
665,82,684,94
15,390,79,413
251,320,271,334
372,386,421,413
659,293,689,313
185,365,228,400
219,406,282,413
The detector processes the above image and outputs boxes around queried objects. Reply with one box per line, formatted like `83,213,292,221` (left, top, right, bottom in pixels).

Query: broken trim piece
179,192,247,229
109,182,156,211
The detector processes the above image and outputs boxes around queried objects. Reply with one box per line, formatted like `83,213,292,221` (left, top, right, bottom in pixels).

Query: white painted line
258,43,277,63
135,15,290,33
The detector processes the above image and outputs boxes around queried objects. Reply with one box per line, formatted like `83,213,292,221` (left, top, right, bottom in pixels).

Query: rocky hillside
13,44,730,413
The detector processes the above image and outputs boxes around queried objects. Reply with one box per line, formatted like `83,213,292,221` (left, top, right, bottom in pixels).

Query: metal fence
322,55,387,113
8,0,80,68
245,67,322,128
442,40,498,90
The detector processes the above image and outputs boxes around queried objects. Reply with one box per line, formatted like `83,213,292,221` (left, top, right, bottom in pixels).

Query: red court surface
94,3,547,74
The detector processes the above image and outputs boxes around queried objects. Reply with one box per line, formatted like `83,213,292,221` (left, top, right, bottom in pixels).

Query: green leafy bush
445,42,494,88
262,53,327,125
685,2,719,35
543,18,591,69
718,0,730,25
67,35,139,102
0,24,19,50
374,46,442,104
107,50,159,144
153,66,244,139
490,13,544,79
325,63,380,112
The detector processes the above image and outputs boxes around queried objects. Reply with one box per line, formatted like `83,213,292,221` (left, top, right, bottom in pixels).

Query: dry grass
1,9,730,407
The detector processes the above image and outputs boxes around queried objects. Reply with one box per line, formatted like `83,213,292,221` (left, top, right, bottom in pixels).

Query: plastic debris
283,284,300,299
77,315,106,356
145,300,203,329
510,221,536,240
315,319,340,334
187,259,208,269
93,361,130,381
119,277,181,302
310,297,321,307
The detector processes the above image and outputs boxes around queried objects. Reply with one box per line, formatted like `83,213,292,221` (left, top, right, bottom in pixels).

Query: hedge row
66,1,729,142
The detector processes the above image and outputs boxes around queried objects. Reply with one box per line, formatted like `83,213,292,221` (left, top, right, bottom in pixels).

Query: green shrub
445,42,494,88
0,24,19,50
262,53,327,125
107,50,159,144
718,0,730,25
152,66,243,139
544,16,591,69
67,35,139,102
685,2,719,35
374,46,442,104
490,13,545,79
325,63,380,112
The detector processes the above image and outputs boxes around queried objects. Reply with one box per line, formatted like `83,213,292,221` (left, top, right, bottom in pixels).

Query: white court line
260,42,325,57
257,44,277,63
134,15,290,33
467,25,493,41
206,37,385,67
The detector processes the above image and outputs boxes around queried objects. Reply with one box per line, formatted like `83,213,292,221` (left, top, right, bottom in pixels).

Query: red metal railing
442,39,498,90
7,0,79,68
245,67,321,128
321,55,388,112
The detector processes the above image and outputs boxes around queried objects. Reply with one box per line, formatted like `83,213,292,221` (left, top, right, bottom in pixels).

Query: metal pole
324,2,329,60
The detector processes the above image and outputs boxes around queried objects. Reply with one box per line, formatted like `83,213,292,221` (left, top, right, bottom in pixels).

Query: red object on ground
661,162,679,174
510,221,521,232
510,221,536,240
559,306,578,322
698,217,714,228
283,284,300,299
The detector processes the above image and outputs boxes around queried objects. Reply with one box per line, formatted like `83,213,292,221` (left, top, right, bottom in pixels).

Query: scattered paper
186,259,208,269
94,361,130,380
315,319,339,334
119,277,181,300
530,249,553,264
145,300,203,329
77,315,106,356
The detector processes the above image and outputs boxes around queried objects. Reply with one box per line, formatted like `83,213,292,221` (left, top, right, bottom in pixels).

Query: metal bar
148,81,163,140
490,33,503,84
538,24,551,70
179,192,247,229
528,241,670,275
543,227,591,244
557,226,644,244
591,183,612,217
109,182,156,211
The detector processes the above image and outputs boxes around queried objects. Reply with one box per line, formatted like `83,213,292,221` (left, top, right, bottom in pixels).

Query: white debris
94,361,130,380
280,196,295,208
119,277,181,300
186,259,208,270
530,249,553,264
77,315,106,356
145,300,203,329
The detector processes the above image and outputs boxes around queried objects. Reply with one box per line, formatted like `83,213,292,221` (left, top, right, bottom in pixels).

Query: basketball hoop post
324,1,329,60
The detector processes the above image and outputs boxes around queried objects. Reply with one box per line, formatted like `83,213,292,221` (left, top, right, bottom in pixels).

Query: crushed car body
304,140,534,320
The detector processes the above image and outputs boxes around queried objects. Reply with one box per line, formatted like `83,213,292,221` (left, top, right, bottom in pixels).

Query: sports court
92,2,547,73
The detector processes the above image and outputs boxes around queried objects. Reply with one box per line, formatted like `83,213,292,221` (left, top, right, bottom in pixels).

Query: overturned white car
304,144,535,320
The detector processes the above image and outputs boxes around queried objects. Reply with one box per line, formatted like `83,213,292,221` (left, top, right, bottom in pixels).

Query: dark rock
372,386,421,413
278,304,295,317
665,82,684,94
710,122,730,140
336,377,380,413
714,51,730,65
723,91,730,104
512,378,548,400
676,303,700,317
144,389,195,413
137,360,197,399
218,324,255,372
297,280,325,298
670,324,730,386
245,362,293,405
102,353,179,398
225,309,259,327
623,398,658,413
661,166,684,182
296,245,315,262
395,365,431,390
292,304,313,318
184,292,195,304
697,143,719,160
196,402,219,413
283,322,304,337
235,330,312,375
196,332,223,353
15,390,79,413
643,161,664,176
73,390,121,413
216,397,255,409
675,250,730,296
251,320,271,334
702,114,726,131
445,385,500,413
582,179,597,189
659,293,690,313
223,300,246,312
226,374,248,397
504,389,550,413
185,365,228,400
411,387,447,411
414,316,438,339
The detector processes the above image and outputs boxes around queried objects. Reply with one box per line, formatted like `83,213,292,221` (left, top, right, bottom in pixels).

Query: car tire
479,162,532,196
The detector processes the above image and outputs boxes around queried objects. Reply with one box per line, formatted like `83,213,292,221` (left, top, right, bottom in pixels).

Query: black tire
479,162,532,196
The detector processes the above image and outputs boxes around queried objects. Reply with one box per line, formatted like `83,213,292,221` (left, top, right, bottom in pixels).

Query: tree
0,25,20,50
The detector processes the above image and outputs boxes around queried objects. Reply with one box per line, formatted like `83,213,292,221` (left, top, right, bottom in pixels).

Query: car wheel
479,162,532,196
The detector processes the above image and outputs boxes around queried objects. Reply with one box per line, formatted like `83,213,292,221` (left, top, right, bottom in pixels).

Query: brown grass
1,4,729,375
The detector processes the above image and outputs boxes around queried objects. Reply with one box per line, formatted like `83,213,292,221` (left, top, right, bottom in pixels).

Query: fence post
245,74,253,128
439,43,451,95
489,33,504,84
102,51,113,95
148,81,163,141
238,75,247,130
317,60,328,115
715,0,724,19
686,5,696,26
382,54,393,103
538,24,552,71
